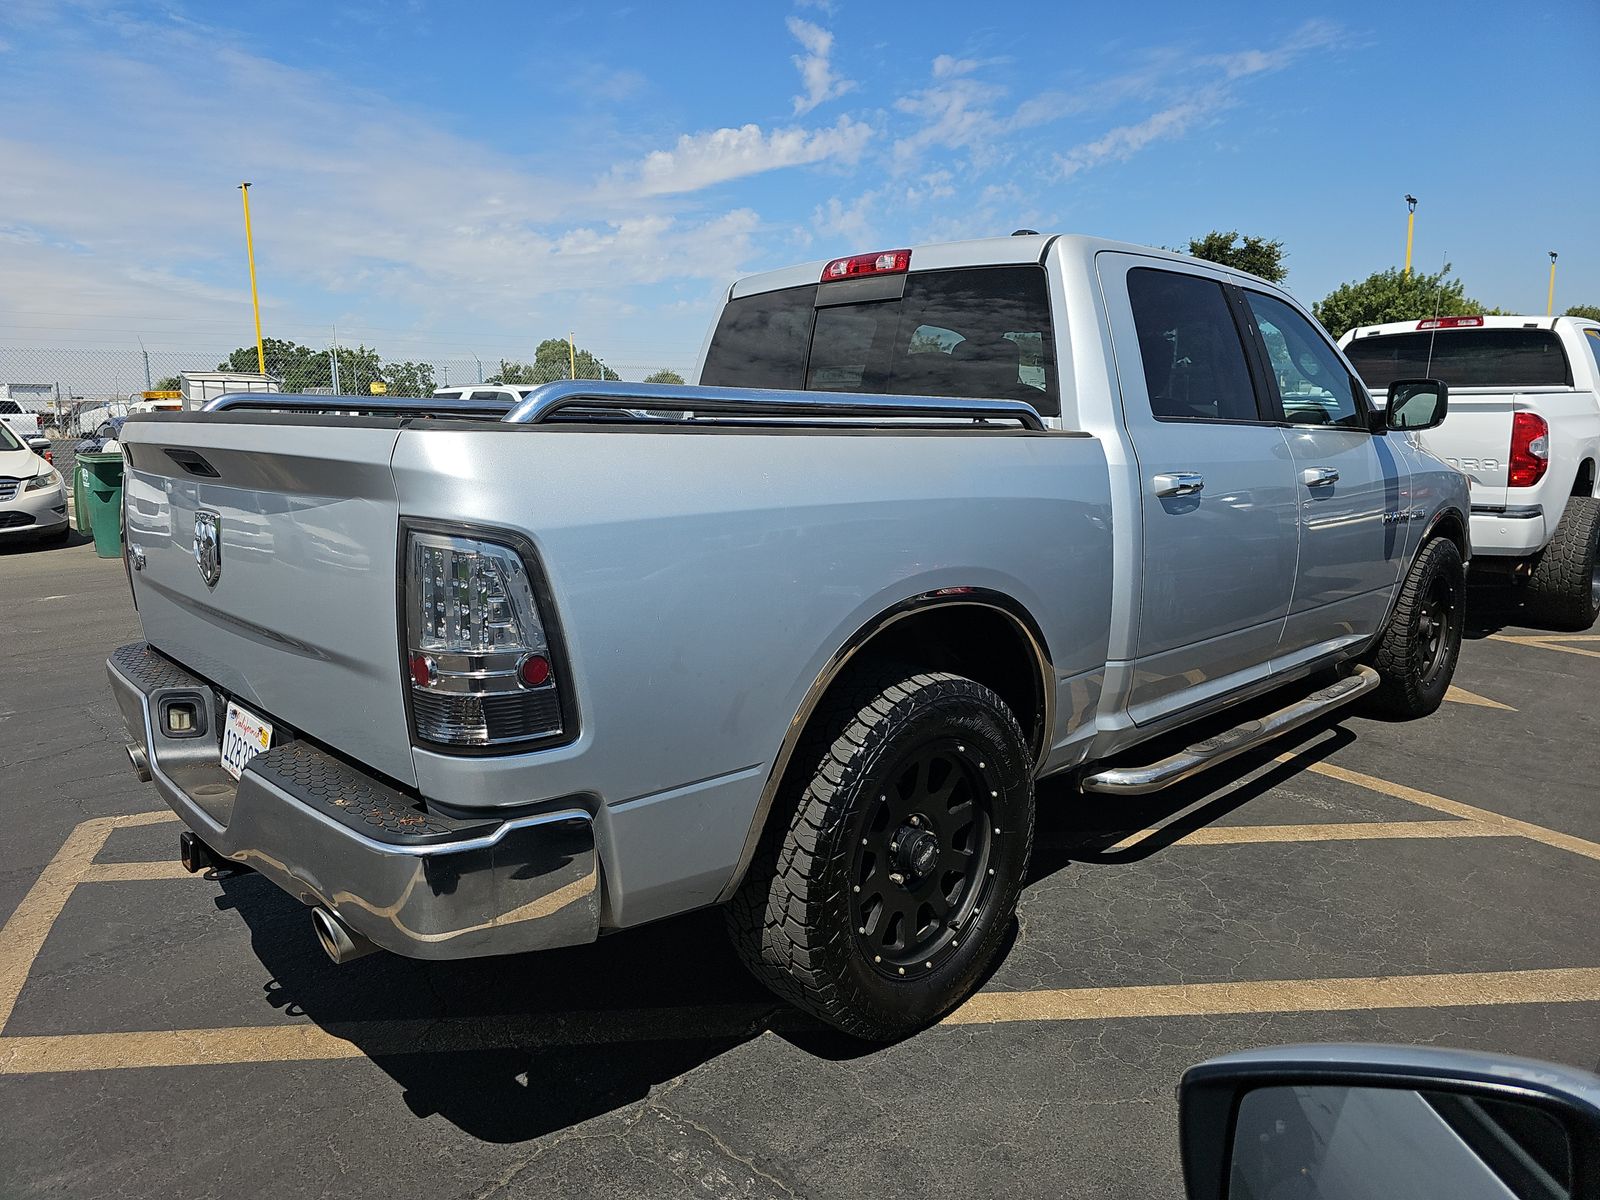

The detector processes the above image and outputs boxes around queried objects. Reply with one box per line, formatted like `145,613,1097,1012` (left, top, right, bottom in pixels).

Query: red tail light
821,249,911,282
1508,412,1549,488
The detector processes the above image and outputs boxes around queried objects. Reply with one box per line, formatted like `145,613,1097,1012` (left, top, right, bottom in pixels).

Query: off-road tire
727,668,1034,1041
1364,536,1464,719
1524,496,1600,632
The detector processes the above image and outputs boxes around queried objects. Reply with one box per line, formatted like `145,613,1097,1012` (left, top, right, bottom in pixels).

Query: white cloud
1056,95,1221,179
931,54,1005,79
788,16,855,115
811,189,880,246
1052,21,1345,181
629,116,872,196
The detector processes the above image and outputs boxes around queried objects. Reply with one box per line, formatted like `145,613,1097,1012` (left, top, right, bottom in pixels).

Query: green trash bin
72,456,91,534
77,452,125,559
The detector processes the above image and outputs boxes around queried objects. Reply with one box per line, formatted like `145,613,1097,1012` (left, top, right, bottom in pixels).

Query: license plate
221,701,273,781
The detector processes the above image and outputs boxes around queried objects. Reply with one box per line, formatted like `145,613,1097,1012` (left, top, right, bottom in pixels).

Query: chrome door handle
1301,467,1339,488
1153,472,1205,498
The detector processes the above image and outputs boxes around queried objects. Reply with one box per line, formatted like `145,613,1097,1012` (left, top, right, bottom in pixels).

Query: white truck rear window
1346,329,1571,390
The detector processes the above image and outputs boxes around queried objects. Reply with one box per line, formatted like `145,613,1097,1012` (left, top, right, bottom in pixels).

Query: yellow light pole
238,183,266,374
1547,251,1559,317
568,332,577,379
1403,194,1417,276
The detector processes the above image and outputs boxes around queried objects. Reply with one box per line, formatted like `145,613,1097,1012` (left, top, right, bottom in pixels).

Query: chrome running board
1080,666,1381,796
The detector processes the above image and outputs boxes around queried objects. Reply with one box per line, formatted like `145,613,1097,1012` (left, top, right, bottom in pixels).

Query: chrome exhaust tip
126,744,151,783
311,907,379,965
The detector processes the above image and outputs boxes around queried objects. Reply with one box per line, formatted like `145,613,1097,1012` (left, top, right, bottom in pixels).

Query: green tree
382,361,437,397
152,375,183,391
1312,265,1490,339
486,339,621,385
643,368,685,385
1566,304,1600,322
218,339,383,392
1185,230,1288,283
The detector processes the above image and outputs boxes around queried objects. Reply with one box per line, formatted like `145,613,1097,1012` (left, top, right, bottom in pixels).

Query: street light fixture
1403,195,1418,276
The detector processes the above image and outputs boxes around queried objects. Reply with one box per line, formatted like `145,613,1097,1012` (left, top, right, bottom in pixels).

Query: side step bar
1080,666,1381,796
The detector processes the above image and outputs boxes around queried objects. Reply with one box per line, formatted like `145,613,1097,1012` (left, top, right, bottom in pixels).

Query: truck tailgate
1405,388,1511,509
121,416,416,785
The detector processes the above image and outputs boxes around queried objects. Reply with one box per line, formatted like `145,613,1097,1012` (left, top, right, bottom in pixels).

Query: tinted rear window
1345,329,1572,390
700,266,1059,416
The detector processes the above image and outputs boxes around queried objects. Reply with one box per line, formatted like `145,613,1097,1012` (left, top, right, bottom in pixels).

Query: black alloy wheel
1416,569,1457,690
849,739,995,976
727,668,1035,1040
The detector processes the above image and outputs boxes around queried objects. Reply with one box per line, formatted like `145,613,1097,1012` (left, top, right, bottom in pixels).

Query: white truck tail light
403,527,569,750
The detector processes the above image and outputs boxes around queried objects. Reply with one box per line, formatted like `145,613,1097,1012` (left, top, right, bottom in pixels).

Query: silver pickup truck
108,234,1468,1039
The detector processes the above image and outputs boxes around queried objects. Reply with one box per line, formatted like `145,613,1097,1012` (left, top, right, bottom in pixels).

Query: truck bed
120,383,1114,926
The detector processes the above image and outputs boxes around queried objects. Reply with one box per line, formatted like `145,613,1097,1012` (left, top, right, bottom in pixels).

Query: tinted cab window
1126,268,1259,422
701,265,1060,416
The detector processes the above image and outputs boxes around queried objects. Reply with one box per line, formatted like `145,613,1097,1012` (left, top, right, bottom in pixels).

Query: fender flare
714,587,1054,903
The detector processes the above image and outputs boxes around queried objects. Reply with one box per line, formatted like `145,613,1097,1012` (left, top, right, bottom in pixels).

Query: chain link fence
1,346,693,436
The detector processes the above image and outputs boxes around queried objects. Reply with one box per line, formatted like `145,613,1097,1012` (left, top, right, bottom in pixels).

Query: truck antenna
1423,251,1448,379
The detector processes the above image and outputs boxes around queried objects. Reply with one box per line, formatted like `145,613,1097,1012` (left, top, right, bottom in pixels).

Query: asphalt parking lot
3,537,1598,1200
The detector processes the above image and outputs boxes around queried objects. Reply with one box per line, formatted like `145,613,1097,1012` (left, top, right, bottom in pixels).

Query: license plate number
221,701,273,781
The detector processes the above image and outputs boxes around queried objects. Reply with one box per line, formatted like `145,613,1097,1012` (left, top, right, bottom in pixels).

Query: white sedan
0,423,68,545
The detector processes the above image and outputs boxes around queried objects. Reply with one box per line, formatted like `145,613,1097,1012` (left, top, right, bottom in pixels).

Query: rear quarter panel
392,423,1113,925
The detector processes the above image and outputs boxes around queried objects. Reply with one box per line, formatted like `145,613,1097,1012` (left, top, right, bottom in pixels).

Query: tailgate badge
194,511,222,587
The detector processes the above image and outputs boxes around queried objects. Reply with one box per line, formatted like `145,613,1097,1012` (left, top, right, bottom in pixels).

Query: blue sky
1,0,1595,381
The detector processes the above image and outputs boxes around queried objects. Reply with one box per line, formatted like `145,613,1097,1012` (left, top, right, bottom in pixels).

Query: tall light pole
1547,251,1559,317
1403,194,1418,276
239,183,266,375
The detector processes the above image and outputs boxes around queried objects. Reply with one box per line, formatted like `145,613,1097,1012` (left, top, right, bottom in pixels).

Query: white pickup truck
1341,316,1600,628
0,399,48,453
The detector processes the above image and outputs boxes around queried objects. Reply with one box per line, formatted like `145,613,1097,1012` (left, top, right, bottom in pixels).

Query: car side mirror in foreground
1384,378,1449,432
1180,1044,1600,1200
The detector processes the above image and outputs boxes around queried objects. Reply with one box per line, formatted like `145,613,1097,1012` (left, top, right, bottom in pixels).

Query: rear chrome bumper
106,641,600,960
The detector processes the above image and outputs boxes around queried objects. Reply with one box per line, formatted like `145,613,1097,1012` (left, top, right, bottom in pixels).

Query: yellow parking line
1489,635,1600,660
81,861,196,884
1444,686,1514,710
945,966,1600,1026
0,811,178,1032
3,966,1597,1075
1290,758,1600,864
1105,819,1503,852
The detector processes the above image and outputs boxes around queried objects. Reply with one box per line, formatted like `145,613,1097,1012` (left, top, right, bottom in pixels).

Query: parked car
107,234,1466,1038
1340,315,1600,628
0,421,68,544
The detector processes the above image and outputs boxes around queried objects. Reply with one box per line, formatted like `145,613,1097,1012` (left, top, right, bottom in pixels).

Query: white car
0,422,69,545
1341,315,1600,628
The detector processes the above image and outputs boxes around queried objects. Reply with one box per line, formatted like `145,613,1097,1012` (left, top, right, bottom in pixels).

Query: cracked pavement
2,541,1597,1199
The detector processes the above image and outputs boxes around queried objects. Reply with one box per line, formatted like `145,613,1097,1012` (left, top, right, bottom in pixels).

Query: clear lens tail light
404,529,566,749
1508,412,1550,488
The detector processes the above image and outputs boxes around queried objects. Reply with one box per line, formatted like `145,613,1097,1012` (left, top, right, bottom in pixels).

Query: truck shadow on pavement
211,716,1360,1144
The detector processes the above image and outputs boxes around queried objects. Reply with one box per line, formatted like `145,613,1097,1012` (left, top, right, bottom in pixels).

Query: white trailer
179,372,280,410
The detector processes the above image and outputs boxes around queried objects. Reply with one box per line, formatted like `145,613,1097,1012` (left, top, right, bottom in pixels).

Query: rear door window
1345,329,1573,390
1125,268,1262,423
701,266,1060,416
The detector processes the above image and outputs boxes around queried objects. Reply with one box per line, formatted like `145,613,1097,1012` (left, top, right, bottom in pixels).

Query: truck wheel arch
714,589,1054,903
1573,459,1596,498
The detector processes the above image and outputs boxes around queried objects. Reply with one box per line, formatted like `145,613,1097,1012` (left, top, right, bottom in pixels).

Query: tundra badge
194,511,222,586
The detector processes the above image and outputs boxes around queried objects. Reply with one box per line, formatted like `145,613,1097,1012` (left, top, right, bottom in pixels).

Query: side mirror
1385,378,1449,432
1180,1044,1600,1200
